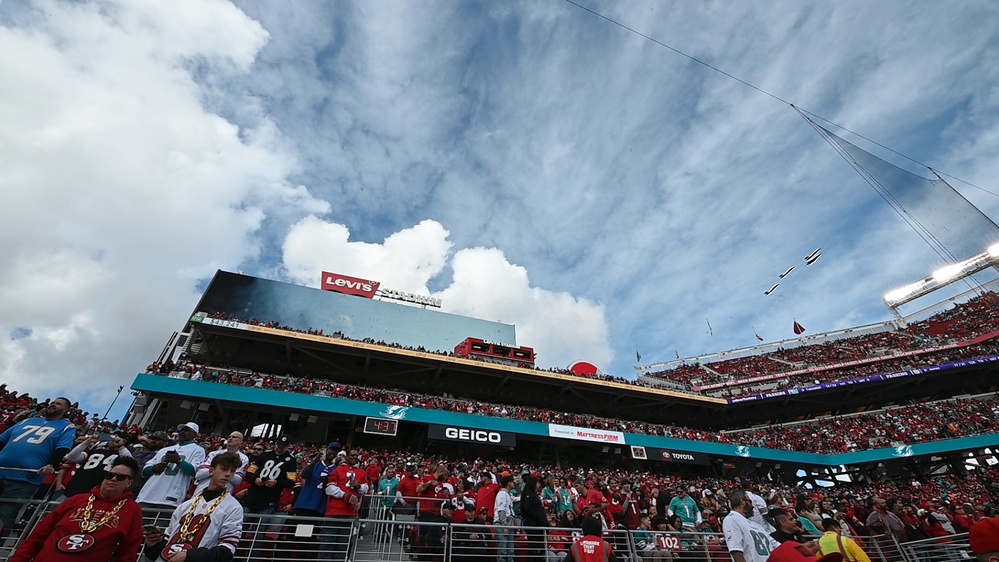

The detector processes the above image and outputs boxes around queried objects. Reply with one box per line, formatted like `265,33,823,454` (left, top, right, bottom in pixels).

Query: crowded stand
646,291,999,396
204,311,658,390
147,362,999,454
724,394,999,452
4,378,999,562
4,389,998,555
203,306,999,404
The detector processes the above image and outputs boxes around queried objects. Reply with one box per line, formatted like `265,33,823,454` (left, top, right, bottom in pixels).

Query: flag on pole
674,342,680,359
753,327,764,342
636,350,642,363
706,318,714,337
793,320,806,335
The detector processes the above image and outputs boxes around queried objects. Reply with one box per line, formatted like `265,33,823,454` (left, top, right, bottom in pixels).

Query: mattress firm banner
548,424,626,445
428,424,517,447
630,445,710,465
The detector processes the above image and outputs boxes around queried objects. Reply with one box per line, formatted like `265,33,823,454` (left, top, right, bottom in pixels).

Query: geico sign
444,427,502,443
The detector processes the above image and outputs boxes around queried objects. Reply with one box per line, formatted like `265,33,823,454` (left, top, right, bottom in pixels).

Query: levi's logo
325,276,373,292
321,271,380,298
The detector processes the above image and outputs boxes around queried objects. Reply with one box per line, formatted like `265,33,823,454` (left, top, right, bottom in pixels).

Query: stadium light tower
883,242,999,320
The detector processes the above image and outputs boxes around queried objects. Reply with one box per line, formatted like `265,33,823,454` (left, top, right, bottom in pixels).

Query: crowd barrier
0,493,963,562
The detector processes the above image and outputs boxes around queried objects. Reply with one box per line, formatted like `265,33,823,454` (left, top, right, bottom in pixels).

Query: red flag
793,320,806,335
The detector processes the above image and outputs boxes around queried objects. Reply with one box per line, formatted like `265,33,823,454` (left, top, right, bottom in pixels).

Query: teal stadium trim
131,374,999,467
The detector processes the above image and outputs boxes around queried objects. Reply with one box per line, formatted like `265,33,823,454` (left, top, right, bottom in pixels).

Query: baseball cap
768,542,843,562
177,422,200,433
276,435,290,445
327,441,341,450
971,518,999,555
149,431,170,441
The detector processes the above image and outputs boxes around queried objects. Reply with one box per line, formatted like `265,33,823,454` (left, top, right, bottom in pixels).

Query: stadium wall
194,271,516,351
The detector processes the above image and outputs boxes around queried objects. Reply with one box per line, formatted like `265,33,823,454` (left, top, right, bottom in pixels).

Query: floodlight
931,264,963,282
884,284,918,304
988,243,999,258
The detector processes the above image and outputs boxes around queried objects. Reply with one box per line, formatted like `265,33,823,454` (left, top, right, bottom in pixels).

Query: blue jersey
294,459,334,513
0,417,77,484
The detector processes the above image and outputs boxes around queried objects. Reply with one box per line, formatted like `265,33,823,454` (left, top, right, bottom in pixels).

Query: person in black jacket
521,473,549,560
452,505,490,562
420,502,452,562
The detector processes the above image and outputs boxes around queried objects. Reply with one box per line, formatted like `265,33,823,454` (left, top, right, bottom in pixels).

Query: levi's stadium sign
321,272,380,298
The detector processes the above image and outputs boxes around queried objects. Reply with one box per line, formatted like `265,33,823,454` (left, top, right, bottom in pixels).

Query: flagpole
101,385,125,424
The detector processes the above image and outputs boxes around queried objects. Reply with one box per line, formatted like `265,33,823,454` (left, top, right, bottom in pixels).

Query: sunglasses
104,472,131,482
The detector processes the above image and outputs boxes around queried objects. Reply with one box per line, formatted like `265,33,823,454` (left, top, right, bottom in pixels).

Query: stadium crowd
4,383,999,562
148,362,999,454
646,291,999,396
202,297,999,404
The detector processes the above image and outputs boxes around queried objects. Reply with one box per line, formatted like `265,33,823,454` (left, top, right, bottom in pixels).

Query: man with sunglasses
60,431,133,499
10,456,144,562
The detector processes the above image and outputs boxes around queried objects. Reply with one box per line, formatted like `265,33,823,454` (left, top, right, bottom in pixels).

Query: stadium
5,86,999,562
113,248,999,559
5,3,999,562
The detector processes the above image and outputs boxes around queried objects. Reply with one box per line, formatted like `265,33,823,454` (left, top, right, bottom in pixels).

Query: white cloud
0,0,328,413
281,217,613,369
441,248,613,370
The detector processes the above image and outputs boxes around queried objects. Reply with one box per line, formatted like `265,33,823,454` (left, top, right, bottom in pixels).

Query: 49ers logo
57,533,95,553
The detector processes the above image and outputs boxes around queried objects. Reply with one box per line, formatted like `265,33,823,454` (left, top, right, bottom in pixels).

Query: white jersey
158,490,243,561
723,510,780,562
137,441,207,506
193,450,249,496
746,491,773,532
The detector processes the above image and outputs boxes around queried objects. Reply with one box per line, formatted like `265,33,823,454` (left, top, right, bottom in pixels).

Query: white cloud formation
281,217,614,369
0,0,328,413
3,0,999,417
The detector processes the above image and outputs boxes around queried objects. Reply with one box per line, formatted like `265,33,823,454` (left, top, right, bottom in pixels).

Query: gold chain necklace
78,493,128,533
178,489,228,542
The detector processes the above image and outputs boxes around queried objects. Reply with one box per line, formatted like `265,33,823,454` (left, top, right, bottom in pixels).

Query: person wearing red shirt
623,487,643,530
414,463,451,555
567,516,618,562
575,481,609,518
475,472,501,522
10,456,144,562
417,463,451,522
955,503,979,533
324,449,369,560
395,463,421,516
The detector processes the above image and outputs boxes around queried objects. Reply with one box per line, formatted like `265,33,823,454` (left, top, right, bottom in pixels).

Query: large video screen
195,271,516,353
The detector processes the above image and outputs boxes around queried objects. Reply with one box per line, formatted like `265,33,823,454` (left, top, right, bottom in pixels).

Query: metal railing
897,532,972,562
0,494,960,562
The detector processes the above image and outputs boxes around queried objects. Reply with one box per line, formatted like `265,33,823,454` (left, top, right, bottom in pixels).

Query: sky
2,0,999,420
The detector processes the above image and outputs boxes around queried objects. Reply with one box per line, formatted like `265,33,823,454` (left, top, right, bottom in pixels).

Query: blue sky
2,0,999,419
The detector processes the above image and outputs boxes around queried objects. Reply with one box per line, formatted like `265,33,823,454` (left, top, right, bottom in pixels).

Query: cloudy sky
2,0,999,418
